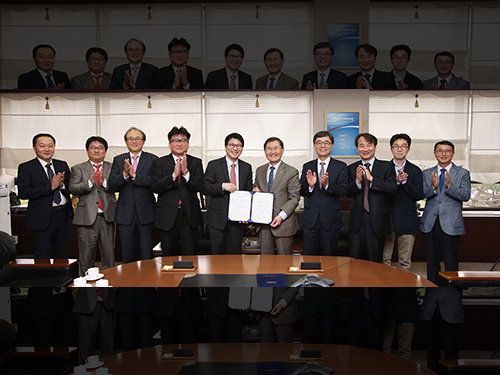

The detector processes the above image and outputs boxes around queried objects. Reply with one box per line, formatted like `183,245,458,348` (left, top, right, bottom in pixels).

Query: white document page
228,191,252,222
228,287,252,309
250,287,273,312
251,192,274,224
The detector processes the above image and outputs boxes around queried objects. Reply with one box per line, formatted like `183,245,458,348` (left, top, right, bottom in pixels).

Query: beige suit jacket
71,71,112,89
255,72,299,90
254,161,300,237
70,160,117,225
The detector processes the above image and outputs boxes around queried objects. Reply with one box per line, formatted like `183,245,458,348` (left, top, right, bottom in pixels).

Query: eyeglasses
227,143,243,149
436,60,453,65
227,54,243,61
435,149,454,154
266,146,282,152
126,48,144,53
170,139,188,144
89,146,105,151
89,57,105,62
170,49,188,55
392,145,408,150
315,52,332,58
266,57,282,63
315,141,332,146
126,137,144,142
391,56,408,61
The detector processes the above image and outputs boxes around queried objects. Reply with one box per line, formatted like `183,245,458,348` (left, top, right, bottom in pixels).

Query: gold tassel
148,6,152,20
414,94,419,108
147,95,152,109
45,97,50,110
45,8,50,21
414,5,419,19
255,94,259,108
255,5,259,19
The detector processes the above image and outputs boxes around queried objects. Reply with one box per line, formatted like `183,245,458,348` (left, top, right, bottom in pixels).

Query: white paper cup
96,368,109,375
73,277,87,287
73,365,87,375
95,279,109,287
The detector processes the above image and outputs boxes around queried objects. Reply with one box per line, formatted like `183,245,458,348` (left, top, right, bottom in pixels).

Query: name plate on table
256,274,287,287
174,261,194,269
228,191,274,224
173,349,194,357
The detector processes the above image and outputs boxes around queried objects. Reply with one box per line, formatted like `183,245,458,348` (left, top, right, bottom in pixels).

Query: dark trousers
160,294,198,344
209,221,243,254
209,309,243,343
424,216,460,283
117,306,153,352
118,215,153,264
32,295,69,347
302,218,340,256
349,291,385,351
349,210,384,263
32,209,68,259
302,309,340,344
159,206,197,256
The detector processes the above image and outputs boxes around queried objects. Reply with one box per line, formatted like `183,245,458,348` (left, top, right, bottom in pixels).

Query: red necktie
230,74,236,90
93,75,101,89
132,66,139,84
230,163,237,186
93,164,103,211
178,158,182,205
177,69,183,89
363,163,370,212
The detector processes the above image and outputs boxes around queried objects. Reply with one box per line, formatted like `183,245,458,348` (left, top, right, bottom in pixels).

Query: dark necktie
319,73,325,88
45,74,54,89
363,163,370,212
269,77,275,89
439,79,446,89
177,69,183,89
319,162,325,190
268,166,275,192
364,73,371,81
439,168,446,192
46,163,61,204
93,164,104,210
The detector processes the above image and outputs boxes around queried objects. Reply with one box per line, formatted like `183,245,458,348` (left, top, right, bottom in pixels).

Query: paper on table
250,287,273,312
228,287,252,309
251,192,274,224
228,191,252,222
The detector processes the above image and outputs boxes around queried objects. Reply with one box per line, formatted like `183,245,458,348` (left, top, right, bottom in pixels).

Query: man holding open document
253,137,300,255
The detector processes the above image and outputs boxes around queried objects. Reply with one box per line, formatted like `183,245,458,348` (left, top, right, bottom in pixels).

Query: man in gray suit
70,136,117,275
73,287,117,364
255,48,299,90
71,47,112,89
422,52,470,89
421,140,471,283
253,137,300,255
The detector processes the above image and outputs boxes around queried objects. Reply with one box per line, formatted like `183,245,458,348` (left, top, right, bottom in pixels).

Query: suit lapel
275,74,286,89
221,157,230,182
34,158,49,182
270,163,285,193
83,161,93,179
222,69,230,89
84,72,93,88
34,70,48,89
136,152,147,174
238,161,246,189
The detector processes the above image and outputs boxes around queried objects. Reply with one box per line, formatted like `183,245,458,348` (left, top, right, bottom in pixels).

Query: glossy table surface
98,255,436,287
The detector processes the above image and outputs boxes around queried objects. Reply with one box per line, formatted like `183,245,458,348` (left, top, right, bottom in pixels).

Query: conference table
77,343,437,375
98,255,436,287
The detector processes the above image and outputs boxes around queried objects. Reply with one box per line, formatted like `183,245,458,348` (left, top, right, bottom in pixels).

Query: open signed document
228,191,274,224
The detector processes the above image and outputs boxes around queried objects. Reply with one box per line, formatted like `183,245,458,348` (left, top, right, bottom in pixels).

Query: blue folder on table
256,273,287,287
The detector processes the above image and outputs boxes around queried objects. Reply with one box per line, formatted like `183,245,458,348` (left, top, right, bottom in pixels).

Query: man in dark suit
150,37,203,89
17,44,71,89
110,38,158,89
301,42,348,89
302,288,342,344
206,287,243,343
73,287,117,364
17,133,72,259
154,287,202,344
71,47,112,89
347,133,397,263
347,44,396,89
109,127,158,263
204,44,252,89
70,136,117,275
422,52,470,90
300,131,348,256
203,133,253,254
151,126,203,255
255,48,299,89
389,45,423,90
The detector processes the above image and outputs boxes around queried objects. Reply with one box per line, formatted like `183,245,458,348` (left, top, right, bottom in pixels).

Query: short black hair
85,47,108,62
313,42,334,56
434,140,455,152
124,127,146,141
168,126,191,141
434,51,455,63
225,44,244,58
313,131,334,144
355,44,378,58
168,37,191,53
32,44,55,57
390,133,411,147
264,48,283,61
264,137,284,149
32,133,56,146
124,38,146,53
355,132,378,147
390,44,411,59
225,133,244,147
85,136,108,151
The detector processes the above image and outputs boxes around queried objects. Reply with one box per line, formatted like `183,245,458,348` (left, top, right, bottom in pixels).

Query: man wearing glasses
204,44,253,89
421,141,471,283
299,131,348,256
301,42,347,89
255,48,299,90
203,133,253,254
151,126,204,255
150,37,204,89
389,45,422,90
109,127,158,263
422,52,470,89
70,136,117,274
71,47,112,89
110,38,158,89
